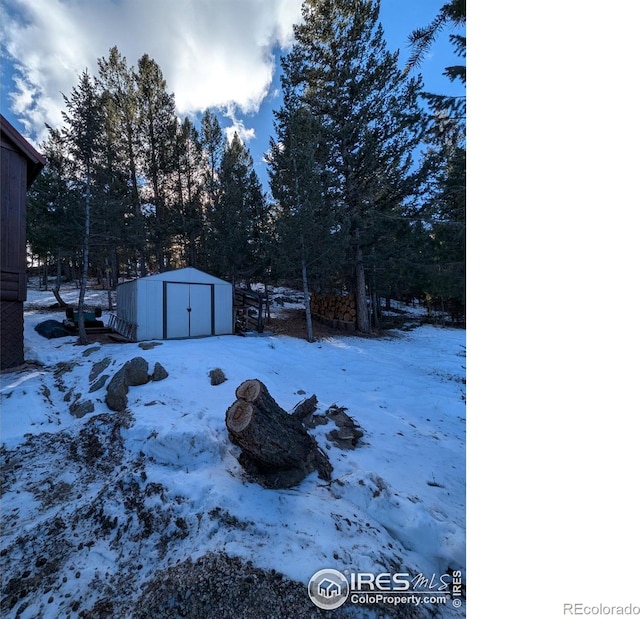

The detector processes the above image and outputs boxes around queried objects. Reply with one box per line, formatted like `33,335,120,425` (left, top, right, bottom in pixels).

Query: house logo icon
318,578,342,599
308,568,349,609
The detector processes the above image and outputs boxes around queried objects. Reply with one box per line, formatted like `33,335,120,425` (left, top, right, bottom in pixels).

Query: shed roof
129,267,230,286
0,115,45,187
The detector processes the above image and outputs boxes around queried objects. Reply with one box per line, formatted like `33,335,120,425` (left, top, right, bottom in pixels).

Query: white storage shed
115,267,233,341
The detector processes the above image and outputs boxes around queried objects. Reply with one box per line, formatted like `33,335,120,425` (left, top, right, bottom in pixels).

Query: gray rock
89,357,111,382
106,366,129,412
208,368,226,386
89,374,109,393
125,357,150,386
151,362,169,382
70,399,95,418
138,341,162,350
105,357,166,411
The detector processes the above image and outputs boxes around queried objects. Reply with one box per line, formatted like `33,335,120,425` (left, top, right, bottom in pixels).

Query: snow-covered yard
1,285,466,618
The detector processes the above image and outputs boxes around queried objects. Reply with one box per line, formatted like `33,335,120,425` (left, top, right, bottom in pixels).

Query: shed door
164,283,213,338
188,284,213,337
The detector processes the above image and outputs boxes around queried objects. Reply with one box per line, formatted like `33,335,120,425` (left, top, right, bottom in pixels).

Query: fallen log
52,287,69,308
225,379,332,488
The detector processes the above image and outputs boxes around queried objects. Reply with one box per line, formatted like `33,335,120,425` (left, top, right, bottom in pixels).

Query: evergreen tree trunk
301,248,314,343
55,249,63,295
354,241,370,333
105,256,113,311
77,177,91,345
127,133,147,277
370,259,379,329
372,292,380,329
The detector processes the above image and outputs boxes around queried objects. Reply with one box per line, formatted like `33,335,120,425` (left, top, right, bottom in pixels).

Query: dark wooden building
1,115,45,370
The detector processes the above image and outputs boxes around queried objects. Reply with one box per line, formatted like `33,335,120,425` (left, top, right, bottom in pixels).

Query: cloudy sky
0,0,464,188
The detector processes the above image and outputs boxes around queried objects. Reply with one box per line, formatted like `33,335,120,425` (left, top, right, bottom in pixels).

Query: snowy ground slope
1,286,465,618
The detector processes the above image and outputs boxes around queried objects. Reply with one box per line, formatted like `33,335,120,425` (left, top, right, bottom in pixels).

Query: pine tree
422,135,465,310
93,89,130,306
268,103,345,341
246,167,268,284
199,110,225,273
27,131,84,291
415,0,466,145
213,133,265,285
200,109,224,202
60,69,105,344
406,0,466,78
97,47,147,276
279,0,428,332
408,0,466,315
136,54,177,271
171,116,206,267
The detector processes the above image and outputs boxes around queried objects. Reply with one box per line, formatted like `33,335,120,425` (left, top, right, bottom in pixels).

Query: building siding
1,116,45,370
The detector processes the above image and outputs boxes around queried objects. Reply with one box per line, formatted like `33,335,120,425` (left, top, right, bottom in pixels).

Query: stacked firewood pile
310,293,356,330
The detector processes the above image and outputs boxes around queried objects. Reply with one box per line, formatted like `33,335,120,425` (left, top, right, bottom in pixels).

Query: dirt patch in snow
267,309,375,341
1,410,435,619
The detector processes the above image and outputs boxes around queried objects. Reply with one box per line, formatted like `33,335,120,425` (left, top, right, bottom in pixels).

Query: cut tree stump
225,379,332,488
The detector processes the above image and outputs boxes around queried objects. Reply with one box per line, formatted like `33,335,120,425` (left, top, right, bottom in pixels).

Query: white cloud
1,0,302,143
222,106,256,145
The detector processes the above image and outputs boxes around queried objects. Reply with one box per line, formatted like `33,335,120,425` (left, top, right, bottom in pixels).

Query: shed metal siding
214,282,233,335
116,280,137,325
137,280,163,341
116,268,232,341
